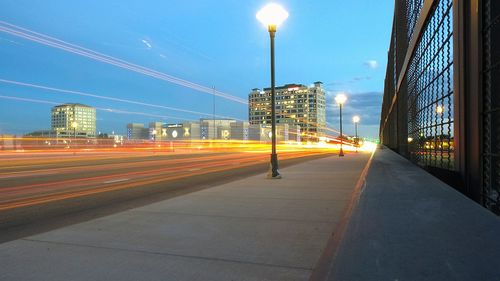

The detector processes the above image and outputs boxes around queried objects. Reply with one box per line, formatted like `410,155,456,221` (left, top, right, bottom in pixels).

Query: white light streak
0,78,243,121
0,21,247,104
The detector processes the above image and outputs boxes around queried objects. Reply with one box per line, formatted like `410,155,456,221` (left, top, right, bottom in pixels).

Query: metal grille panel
482,0,500,214
406,0,424,41
406,0,454,169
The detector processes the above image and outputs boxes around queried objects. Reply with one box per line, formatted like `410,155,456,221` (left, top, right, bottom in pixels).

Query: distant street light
257,3,288,179
152,129,157,142
436,104,444,146
436,105,444,114
353,115,360,152
71,121,78,141
335,93,347,157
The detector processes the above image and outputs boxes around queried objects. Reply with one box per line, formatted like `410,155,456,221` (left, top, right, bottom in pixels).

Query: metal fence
482,0,500,213
381,0,500,214
407,0,454,169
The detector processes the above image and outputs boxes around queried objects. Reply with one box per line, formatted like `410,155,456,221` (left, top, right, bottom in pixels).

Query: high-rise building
51,103,96,138
249,82,326,141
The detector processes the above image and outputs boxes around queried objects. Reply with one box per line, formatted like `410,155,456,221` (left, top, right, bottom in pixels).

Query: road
0,147,333,243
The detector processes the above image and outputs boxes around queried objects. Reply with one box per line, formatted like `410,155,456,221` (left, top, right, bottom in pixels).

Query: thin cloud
141,39,152,49
326,91,383,126
326,76,372,90
364,60,379,69
350,76,372,83
0,37,23,46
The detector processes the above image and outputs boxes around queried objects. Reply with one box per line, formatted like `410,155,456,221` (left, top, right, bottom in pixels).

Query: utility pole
213,86,216,140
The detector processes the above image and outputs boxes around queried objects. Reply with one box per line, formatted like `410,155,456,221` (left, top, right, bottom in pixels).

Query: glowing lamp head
353,116,360,123
335,93,347,105
436,105,444,114
71,121,78,129
256,3,289,31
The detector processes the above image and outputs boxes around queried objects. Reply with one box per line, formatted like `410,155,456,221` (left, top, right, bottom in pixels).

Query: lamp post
436,104,444,153
353,115,360,152
335,93,347,157
257,3,288,179
71,121,78,141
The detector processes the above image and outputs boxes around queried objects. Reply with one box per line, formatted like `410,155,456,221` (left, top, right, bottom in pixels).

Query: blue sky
0,0,394,138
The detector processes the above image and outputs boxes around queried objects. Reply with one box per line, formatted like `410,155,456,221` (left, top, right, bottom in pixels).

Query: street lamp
353,115,360,152
335,93,347,157
71,121,78,141
436,105,444,149
257,3,288,179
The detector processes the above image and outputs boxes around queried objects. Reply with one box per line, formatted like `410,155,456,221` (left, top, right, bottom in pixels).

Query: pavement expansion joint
22,238,313,272
130,209,335,224
189,194,350,202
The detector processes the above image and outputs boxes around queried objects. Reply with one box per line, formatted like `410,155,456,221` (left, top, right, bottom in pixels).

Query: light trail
0,23,343,141
0,21,248,104
0,152,234,177
0,94,186,120
0,78,243,121
0,148,334,210
1,92,338,139
0,154,260,187
0,134,374,211
0,138,336,170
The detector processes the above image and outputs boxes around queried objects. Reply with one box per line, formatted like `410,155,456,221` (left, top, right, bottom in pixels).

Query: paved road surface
0,149,332,242
0,152,372,281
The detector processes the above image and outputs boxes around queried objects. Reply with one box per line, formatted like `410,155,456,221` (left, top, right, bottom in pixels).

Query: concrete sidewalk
0,153,370,281
329,148,500,281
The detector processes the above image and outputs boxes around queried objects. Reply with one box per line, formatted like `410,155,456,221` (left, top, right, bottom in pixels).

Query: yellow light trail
0,147,341,211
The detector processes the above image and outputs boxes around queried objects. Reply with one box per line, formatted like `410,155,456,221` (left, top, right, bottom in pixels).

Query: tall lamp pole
257,3,288,179
71,121,78,141
335,93,347,157
353,115,360,152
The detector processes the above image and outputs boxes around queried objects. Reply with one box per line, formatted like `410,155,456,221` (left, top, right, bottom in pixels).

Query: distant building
248,124,299,143
51,103,96,138
200,119,237,140
125,119,300,143
163,122,200,141
126,123,149,140
149,122,164,141
0,134,18,150
230,122,250,141
24,130,57,138
249,82,326,141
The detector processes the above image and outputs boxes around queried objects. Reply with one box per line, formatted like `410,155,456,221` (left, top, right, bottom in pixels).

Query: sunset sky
0,0,394,138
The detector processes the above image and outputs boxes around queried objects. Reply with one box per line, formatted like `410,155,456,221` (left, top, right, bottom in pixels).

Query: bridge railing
380,0,500,214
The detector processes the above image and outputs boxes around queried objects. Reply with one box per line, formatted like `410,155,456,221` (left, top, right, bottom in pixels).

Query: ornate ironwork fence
380,0,500,214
